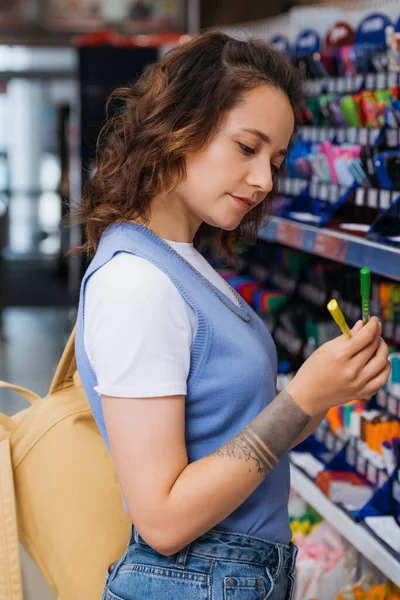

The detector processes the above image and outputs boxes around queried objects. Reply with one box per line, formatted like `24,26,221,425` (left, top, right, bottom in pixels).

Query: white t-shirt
84,240,240,398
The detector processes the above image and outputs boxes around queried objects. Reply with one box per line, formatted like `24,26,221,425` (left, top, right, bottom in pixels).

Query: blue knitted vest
75,222,291,544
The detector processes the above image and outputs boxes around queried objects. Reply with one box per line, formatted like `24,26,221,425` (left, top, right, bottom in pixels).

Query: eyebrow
242,128,288,157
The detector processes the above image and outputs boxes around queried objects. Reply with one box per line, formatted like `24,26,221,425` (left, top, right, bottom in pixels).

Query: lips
230,195,255,207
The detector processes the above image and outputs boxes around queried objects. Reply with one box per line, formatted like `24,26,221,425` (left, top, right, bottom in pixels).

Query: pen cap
327,299,345,325
360,266,371,298
391,357,400,384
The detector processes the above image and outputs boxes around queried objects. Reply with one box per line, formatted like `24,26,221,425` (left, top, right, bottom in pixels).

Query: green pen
360,266,371,324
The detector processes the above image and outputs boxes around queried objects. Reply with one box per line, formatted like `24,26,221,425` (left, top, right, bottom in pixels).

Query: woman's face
173,84,295,232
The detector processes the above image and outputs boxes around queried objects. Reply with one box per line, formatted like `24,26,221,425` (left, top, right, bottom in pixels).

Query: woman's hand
286,317,390,417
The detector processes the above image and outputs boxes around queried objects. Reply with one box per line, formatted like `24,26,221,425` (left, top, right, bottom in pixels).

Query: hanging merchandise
270,35,291,55
325,22,356,54
124,0,185,33
46,0,101,30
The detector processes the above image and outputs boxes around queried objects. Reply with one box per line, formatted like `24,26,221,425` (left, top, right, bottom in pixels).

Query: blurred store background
2,0,400,599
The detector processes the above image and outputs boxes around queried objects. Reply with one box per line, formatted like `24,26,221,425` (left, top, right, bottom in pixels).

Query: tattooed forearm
211,426,274,477
211,390,311,479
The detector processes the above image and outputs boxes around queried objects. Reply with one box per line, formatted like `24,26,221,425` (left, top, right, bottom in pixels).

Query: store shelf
298,125,400,146
276,177,398,209
290,463,400,587
305,72,400,97
258,217,400,281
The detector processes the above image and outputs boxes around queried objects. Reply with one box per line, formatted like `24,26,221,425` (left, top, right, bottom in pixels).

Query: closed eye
239,143,256,156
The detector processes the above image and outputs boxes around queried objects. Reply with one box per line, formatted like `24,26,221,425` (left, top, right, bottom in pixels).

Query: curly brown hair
73,31,303,258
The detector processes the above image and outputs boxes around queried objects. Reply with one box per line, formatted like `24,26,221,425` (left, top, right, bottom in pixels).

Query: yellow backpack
0,326,131,600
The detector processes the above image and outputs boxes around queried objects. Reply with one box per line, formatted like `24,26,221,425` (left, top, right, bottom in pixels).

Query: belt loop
175,543,191,570
290,542,298,570
129,523,135,545
134,526,141,544
275,545,283,578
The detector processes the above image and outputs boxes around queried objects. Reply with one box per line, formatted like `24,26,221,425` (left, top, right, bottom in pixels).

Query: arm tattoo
211,390,311,478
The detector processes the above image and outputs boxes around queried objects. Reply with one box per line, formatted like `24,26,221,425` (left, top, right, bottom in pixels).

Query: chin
204,215,243,232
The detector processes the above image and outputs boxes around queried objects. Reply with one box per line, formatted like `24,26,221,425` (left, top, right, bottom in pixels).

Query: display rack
276,177,399,208
305,72,400,97
258,217,400,281
290,463,400,587
297,125,395,146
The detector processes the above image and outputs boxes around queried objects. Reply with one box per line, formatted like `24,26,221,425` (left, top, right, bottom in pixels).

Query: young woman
74,32,390,600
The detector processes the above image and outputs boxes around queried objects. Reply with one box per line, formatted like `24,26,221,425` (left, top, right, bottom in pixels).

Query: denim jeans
102,525,298,600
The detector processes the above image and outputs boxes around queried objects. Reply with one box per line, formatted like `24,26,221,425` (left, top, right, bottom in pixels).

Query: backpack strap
0,415,24,600
0,383,40,406
48,326,77,395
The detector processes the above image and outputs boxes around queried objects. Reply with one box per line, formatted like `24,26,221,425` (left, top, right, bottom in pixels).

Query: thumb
351,320,364,335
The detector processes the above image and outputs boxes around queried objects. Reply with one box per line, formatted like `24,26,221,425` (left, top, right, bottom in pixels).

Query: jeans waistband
132,525,296,570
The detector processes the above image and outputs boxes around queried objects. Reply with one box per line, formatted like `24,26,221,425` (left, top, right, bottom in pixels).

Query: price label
377,388,387,408
386,129,398,148
338,77,345,93
369,129,380,145
377,72,386,89
311,127,317,142
320,183,328,201
355,188,365,206
346,77,354,93
314,426,324,443
314,233,348,261
388,393,398,416
379,190,391,210
367,189,378,208
276,221,304,249
366,73,375,90
346,444,356,466
388,72,398,88
367,462,377,485
337,129,346,143
378,470,388,488
359,129,368,145
325,433,334,450
348,127,357,143
310,180,319,198
356,454,367,475
329,184,338,204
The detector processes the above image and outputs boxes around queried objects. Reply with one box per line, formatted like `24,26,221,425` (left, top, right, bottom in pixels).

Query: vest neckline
118,222,253,324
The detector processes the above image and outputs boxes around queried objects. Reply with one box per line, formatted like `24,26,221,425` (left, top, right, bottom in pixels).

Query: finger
359,339,389,383
347,317,381,356
336,319,363,343
362,362,391,398
351,320,364,335
354,330,383,370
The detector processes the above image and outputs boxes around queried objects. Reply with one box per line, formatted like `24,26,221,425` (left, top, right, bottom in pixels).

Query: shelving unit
305,72,400,97
276,177,399,208
298,125,400,147
290,463,400,587
258,216,400,281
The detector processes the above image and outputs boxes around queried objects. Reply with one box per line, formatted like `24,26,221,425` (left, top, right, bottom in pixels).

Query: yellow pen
327,299,352,338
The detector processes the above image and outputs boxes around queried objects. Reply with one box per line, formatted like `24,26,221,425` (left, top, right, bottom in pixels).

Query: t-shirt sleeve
84,252,193,398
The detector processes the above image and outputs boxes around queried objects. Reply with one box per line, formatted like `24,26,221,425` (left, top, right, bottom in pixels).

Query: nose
246,162,274,195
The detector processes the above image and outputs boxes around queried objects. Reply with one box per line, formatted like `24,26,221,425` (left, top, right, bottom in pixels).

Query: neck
140,192,201,243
